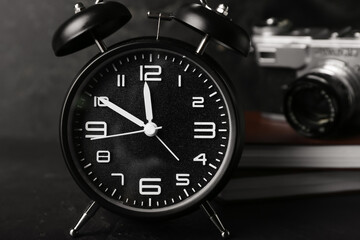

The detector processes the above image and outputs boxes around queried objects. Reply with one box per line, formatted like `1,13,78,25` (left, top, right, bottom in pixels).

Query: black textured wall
1,0,359,141
0,0,255,141
2,1,360,239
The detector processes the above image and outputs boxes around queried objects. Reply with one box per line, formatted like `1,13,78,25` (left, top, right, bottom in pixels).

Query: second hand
91,126,163,140
155,135,180,161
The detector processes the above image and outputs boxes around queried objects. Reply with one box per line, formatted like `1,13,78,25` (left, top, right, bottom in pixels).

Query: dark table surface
2,139,360,240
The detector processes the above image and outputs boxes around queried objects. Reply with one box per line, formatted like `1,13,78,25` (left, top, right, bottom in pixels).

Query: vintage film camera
218,19,360,201
252,18,360,139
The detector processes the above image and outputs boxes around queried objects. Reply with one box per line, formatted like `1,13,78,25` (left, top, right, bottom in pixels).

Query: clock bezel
60,37,244,219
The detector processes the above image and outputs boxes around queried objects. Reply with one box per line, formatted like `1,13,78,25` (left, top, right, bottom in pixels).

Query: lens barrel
284,61,359,137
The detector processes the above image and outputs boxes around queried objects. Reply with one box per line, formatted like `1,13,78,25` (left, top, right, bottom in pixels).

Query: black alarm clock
52,0,249,238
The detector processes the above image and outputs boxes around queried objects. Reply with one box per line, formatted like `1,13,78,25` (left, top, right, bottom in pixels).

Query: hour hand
143,82,153,122
98,97,145,127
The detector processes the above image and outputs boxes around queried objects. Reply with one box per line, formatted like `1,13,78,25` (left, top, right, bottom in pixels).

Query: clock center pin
144,122,158,137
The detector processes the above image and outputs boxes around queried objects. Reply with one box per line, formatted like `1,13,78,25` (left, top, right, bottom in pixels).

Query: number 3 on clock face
61,38,243,218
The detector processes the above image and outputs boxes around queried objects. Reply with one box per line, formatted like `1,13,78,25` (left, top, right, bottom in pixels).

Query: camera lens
284,61,359,137
284,79,338,137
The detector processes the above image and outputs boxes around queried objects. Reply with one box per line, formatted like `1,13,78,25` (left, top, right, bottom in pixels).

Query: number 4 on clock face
193,153,207,165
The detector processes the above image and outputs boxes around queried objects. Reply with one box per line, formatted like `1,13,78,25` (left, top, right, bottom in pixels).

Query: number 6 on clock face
61,38,243,218
139,178,162,196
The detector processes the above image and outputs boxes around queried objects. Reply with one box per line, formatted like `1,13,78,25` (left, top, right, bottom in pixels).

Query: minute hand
98,98,145,127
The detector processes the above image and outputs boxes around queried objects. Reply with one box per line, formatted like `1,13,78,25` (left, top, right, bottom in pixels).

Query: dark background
2,0,360,239
2,0,360,141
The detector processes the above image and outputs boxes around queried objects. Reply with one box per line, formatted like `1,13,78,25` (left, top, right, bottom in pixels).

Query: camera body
252,19,360,137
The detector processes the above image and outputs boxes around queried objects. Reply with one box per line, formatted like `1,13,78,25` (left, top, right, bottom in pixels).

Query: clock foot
69,201,100,238
201,201,230,239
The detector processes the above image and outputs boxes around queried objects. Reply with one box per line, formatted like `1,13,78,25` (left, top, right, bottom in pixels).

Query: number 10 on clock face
62,40,239,217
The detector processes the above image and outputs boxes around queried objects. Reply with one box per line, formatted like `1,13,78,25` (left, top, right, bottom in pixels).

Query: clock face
61,39,242,218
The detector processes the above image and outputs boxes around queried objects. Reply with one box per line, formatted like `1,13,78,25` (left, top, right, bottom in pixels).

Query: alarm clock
52,0,250,238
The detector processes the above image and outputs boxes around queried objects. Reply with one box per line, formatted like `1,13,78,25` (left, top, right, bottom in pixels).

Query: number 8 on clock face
61,38,243,218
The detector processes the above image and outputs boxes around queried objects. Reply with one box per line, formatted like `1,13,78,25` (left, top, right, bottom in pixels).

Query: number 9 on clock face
61,38,243,218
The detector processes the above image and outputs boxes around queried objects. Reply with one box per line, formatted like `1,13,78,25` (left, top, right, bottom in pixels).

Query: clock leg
69,201,100,237
201,201,230,239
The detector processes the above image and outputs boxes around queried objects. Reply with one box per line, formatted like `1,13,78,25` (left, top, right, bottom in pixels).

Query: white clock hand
91,126,163,140
143,82,153,122
155,135,180,161
98,97,145,127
